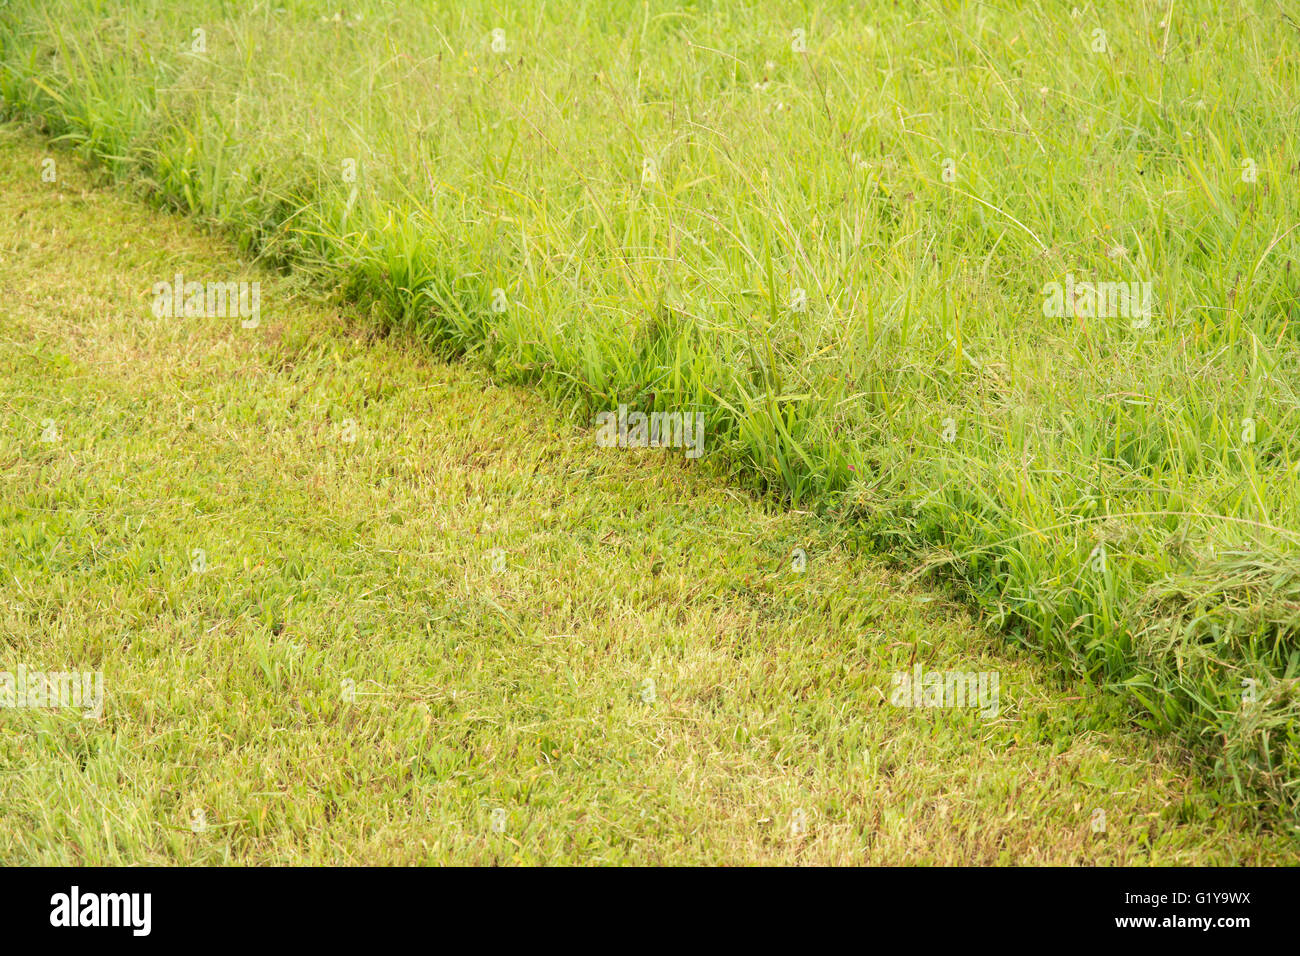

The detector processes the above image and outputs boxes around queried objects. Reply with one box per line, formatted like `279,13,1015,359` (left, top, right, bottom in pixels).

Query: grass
1,125,1296,864
0,0,1297,828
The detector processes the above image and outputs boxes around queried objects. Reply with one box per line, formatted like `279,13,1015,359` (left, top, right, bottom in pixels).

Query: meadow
1,0,1299,833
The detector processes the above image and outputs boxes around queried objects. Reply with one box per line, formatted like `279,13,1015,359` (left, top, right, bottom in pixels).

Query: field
1,0,1298,858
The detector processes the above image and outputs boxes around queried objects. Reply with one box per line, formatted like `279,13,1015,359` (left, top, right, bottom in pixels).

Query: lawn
0,0,1298,851
1,127,1295,863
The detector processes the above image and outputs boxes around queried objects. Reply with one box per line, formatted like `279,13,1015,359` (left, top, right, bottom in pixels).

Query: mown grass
1,126,1297,864
0,1,1298,820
